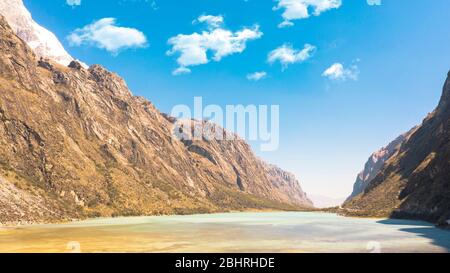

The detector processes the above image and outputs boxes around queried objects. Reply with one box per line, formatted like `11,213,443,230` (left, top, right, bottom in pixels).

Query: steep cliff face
346,129,416,201
0,16,311,225
261,161,313,207
0,0,75,66
345,72,450,224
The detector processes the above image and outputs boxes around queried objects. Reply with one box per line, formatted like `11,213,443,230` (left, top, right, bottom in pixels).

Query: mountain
309,195,345,208
260,161,313,207
0,14,312,225
344,72,450,225
346,128,416,201
0,0,75,66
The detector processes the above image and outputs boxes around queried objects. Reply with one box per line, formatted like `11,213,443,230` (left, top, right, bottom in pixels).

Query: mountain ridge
344,71,450,225
346,127,417,202
0,0,76,66
0,14,312,225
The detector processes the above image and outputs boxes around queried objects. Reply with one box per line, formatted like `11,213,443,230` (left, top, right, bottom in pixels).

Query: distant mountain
346,128,416,202
308,195,344,208
261,161,313,207
0,0,76,66
0,12,312,224
344,71,450,226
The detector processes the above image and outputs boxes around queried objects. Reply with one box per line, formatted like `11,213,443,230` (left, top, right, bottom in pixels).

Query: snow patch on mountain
0,0,84,67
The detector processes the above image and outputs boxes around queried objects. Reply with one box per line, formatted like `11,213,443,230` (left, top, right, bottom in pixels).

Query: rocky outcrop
346,128,416,201
0,15,311,225
344,71,450,224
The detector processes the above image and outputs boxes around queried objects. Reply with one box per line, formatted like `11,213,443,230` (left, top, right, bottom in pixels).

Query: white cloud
322,63,359,81
278,21,294,28
247,71,267,81
66,0,81,6
194,15,224,29
167,15,263,75
67,18,147,54
268,43,316,69
367,0,381,5
273,0,342,27
172,67,192,75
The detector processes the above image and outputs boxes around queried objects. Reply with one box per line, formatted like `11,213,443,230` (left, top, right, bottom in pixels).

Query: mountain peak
88,64,133,98
438,70,450,111
0,0,76,66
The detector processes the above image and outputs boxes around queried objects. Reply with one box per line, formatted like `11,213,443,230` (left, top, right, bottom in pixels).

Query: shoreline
319,207,450,230
0,208,318,229
5,208,446,231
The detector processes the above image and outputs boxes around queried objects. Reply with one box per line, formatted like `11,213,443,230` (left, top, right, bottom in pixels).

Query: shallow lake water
1,212,449,253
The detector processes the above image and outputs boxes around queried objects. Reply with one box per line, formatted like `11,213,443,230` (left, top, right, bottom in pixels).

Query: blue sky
24,0,450,198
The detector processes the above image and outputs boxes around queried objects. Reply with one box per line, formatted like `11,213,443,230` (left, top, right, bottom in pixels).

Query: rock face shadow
378,219,450,252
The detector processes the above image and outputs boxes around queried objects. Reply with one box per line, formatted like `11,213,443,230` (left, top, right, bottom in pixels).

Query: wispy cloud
367,0,382,6
322,63,359,81
66,0,81,6
67,18,147,54
150,1,159,10
172,67,191,76
274,0,342,28
167,15,263,75
247,71,267,81
268,43,316,70
193,15,224,29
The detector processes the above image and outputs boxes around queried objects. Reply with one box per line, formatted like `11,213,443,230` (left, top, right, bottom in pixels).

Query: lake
1,212,449,253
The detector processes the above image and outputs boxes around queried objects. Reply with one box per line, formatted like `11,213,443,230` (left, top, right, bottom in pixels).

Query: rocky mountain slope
0,15,312,225
260,161,312,207
0,0,75,66
346,128,416,201
344,72,450,225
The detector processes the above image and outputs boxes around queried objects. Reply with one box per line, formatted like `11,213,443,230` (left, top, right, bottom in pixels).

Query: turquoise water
1,212,449,253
